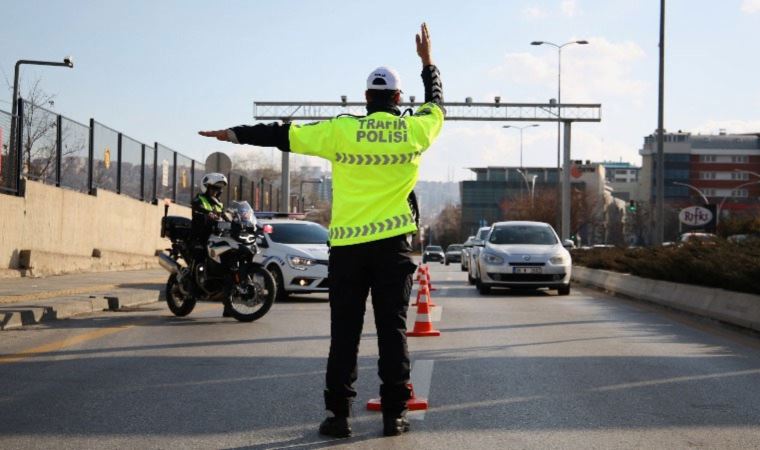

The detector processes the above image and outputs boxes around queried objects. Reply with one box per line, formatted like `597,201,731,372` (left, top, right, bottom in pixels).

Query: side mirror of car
474,239,485,247
563,239,575,249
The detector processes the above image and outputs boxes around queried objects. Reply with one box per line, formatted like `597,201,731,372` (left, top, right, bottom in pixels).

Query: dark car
422,245,445,264
444,244,463,265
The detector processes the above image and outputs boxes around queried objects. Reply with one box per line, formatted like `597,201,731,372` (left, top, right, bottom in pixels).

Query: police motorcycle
157,200,276,322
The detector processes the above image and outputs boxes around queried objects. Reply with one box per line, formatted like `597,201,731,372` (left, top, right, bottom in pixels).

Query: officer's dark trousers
325,234,417,418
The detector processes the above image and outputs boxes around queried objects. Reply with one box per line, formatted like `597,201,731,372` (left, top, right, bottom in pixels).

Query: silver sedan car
475,221,572,296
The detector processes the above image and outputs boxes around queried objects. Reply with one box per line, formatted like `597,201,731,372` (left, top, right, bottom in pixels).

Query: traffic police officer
199,23,444,437
191,173,233,317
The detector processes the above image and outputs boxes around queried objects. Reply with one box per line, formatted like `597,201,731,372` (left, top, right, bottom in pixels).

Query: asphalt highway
1,263,760,449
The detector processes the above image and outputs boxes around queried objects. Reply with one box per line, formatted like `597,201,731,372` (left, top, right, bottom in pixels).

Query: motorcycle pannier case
161,216,192,241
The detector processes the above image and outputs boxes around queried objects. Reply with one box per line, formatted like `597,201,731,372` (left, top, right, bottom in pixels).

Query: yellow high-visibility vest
289,103,444,246
197,194,223,213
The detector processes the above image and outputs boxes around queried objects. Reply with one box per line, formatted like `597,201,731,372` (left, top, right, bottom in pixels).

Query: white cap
366,66,402,91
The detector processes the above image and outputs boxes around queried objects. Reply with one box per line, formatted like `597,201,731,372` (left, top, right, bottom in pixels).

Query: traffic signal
628,200,637,212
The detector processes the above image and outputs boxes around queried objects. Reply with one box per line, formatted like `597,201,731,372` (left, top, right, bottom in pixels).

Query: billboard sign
679,205,717,232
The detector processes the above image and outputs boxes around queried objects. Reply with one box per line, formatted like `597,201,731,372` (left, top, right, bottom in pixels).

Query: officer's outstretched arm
200,119,337,162
199,123,292,152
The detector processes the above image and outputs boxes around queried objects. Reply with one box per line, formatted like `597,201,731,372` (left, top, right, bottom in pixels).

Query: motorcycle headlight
482,252,504,265
288,255,317,271
549,254,568,265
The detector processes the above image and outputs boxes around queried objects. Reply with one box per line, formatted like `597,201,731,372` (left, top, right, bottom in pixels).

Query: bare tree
20,79,58,182
431,203,463,249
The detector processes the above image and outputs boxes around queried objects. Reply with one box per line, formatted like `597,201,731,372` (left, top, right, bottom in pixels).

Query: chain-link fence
4,99,276,210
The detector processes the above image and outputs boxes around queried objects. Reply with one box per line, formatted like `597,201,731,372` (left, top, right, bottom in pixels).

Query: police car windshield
266,222,328,244
489,225,558,245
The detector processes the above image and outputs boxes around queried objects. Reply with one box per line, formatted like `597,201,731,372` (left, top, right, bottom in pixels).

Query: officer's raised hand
416,22,433,66
198,130,231,142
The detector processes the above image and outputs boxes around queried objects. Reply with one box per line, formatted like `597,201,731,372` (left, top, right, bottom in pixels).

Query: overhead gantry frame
253,100,602,240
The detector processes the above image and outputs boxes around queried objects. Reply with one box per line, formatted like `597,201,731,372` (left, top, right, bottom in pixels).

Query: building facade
460,166,560,236
460,164,629,245
639,131,760,218
602,161,642,202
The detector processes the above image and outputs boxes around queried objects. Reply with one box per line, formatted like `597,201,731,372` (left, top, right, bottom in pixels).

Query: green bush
571,240,760,295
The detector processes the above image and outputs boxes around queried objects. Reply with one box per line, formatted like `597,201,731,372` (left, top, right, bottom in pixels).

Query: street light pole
671,181,709,205
503,124,538,168
531,39,588,236
9,57,74,183
655,0,666,245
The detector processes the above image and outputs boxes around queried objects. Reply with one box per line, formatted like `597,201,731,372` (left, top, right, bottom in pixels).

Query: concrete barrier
572,266,760,333
0,180,190,277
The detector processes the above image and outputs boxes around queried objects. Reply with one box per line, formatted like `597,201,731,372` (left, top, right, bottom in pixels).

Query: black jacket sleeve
421,65,444,108
229,123,292,152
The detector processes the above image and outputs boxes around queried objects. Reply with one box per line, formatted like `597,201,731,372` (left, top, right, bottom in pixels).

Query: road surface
1,263,760,449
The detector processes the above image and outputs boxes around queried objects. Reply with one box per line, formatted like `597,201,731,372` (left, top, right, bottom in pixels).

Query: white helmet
200,173,228,194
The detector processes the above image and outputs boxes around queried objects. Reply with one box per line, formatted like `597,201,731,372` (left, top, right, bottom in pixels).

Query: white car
474,221,572,296
255,219,329,300
467,226,492,285
460,235,476,272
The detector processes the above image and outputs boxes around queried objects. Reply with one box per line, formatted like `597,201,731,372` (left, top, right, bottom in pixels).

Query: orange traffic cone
366,383,429,411
407,285,440,337
424,265,437,291
412,277,436,307
415,265,425,283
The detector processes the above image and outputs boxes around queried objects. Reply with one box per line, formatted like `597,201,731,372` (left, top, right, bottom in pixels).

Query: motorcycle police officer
191,173,233,317
199,23,443,437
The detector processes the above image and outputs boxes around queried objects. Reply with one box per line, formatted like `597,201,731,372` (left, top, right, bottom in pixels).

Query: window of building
665,154,690,162
664,169,690,179
731,155,749,164
732,189,748,198
731,172,749,180
700,172,716,180
700,155,717,163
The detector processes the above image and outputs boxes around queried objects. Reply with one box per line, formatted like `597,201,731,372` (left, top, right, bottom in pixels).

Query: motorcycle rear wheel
166,273,197,316
225,267,276,322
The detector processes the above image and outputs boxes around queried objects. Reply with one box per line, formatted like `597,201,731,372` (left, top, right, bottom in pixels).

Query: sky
2,0,760,182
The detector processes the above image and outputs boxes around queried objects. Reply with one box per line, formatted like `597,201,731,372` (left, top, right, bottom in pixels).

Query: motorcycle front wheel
166,273,197,317
225,266,276,322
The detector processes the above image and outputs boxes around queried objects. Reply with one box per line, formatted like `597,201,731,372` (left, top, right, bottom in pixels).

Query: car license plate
513,267,541,274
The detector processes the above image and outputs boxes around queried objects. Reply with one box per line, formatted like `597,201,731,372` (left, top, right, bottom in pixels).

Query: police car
254,218,330,300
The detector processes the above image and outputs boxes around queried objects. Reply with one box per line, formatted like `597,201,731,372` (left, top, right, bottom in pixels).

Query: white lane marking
408,359,434,421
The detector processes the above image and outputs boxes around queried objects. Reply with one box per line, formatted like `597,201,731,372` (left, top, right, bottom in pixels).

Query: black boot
383,414,410,436
319,416,352,438
222,303,233,317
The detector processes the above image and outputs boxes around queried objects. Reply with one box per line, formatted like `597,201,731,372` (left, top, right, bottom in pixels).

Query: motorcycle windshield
230,201,257,228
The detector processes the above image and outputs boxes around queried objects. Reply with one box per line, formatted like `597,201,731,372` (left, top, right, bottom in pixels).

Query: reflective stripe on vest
334,151,421,165
329,213,415,241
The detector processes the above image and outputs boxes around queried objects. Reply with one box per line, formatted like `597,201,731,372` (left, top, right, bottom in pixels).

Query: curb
572,266,760,333
0,289,164,331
